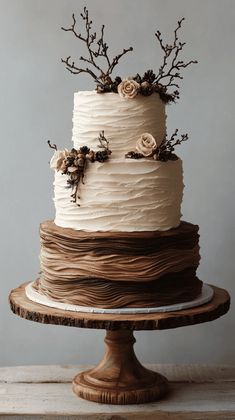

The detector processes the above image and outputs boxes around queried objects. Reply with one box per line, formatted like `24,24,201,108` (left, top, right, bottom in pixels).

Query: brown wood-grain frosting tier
40,220,200,283
37,220,201,308
35,269,202,309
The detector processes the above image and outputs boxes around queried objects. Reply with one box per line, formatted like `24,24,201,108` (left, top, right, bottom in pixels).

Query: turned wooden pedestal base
73,330,168,404
9,283,230,405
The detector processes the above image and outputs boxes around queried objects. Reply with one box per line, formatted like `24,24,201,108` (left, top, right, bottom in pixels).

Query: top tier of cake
72,91,166,158
53,91,183,232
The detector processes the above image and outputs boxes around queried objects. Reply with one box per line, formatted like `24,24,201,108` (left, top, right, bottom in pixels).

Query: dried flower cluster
125,130,189,162
61,9,197,103
48,131,111,205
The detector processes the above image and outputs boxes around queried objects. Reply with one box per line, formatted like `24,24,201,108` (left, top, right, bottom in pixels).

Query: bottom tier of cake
37,220,202,309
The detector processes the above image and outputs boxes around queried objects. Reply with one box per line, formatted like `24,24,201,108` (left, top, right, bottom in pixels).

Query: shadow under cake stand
9,282,230,405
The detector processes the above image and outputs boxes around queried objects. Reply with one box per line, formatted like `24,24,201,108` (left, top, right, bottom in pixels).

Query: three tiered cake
29,9,205,311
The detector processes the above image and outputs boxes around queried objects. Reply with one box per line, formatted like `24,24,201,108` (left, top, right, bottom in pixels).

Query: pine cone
95,150,109,162
143,70,156,84
96,84,106,93
125,151,143,159
80,146,90,155
140,81,153,96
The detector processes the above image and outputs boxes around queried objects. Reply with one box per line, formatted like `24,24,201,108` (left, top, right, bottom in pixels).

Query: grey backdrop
1,0,234,367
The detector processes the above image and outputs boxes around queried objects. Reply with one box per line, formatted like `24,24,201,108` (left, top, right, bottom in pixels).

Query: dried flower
67,166,78,173
88,150,96,162
136,133,157,157
50,149,69,171
117,79,140,99
77,158,85,167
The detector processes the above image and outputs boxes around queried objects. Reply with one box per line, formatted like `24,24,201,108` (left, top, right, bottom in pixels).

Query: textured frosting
52,90,183,232
72,91,166,158
54,158,184,232
35,270,202,309
38,221,201,308
39,219,200,287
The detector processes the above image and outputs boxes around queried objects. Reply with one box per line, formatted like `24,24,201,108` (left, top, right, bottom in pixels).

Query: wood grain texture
8,282,231,404
0,365,235,419
9,282,230,331
72,330,168,404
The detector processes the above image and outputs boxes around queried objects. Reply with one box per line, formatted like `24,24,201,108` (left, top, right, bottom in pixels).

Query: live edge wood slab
9,282,230,405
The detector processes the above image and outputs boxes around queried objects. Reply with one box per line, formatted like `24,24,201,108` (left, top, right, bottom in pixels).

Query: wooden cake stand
9,282,230,405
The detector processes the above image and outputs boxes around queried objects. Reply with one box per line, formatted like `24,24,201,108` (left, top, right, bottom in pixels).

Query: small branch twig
97,130,110,151
155,129,189,160
48,140,57,151
154,18,197,92
61,7,133,85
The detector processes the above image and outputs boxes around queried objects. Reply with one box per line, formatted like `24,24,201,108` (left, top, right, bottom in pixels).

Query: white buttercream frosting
52,90,184,232
72,91,166,158
54,158,184,232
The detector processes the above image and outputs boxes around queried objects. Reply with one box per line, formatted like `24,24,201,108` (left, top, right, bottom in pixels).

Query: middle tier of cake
36,220,202,309
53,158,184,232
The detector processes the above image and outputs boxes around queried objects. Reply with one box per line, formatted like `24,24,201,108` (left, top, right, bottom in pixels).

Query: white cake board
25,282,214,314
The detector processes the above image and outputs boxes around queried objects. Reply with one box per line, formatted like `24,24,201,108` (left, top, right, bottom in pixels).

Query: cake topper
61,7,133,90
61,8,197,103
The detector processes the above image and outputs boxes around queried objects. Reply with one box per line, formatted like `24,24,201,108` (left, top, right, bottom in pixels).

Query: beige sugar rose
117,79,140,99
136,133,157,157
50,149,69,171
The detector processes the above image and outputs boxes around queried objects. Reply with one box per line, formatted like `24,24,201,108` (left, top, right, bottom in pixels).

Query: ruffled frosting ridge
54,158,184,232
35,270,202,309
38,220,201,308
72,91,166,158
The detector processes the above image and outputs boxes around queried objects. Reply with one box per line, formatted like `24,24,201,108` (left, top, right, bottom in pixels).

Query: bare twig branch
97,130,110,151
61,7,133,85
155,129,189,160
154,18,197,92
61,56,100,82
106,47,133,77
48,140,57,151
